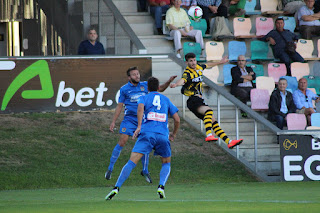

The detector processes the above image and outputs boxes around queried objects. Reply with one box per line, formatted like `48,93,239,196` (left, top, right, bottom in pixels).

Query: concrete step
139,36,174,54
113,0,138,13
124,13,153,24
130,23,154,36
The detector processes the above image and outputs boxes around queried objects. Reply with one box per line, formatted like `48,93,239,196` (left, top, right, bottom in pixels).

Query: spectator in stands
222,0,246,17
78,29,105,55
148,0,171,35
196,0,228,34
282,0,305,15
181,0,197,10
166,0,204,58
315,0,320,12
297,0,320,39
231,55,256,118
293,77,320,125
260,17,304,76
268,78,297,129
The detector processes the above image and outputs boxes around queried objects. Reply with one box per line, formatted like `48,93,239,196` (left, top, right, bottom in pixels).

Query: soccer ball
188,6,203,22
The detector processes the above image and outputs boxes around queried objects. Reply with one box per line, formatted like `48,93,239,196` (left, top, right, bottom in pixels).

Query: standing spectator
78,29,105,55
297,0,320,39
293,78,320,125
282,0,305,15
181,0,197,10
268,78,297,129
197,0,228,34
149,0,171,35
261,17,304,76
231,55,256,118
166,0,204,58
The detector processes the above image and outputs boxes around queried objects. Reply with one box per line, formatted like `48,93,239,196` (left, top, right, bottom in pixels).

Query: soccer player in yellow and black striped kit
170,53,243,149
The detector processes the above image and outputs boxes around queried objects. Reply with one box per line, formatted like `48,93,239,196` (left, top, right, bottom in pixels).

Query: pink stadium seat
233,17,254,38
256,17,274,36
250,89,270,111
267,63,287,83
291,62,310,80
287,113,307,130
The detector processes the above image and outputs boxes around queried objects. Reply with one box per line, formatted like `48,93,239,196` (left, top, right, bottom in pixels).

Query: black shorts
187,95,208,120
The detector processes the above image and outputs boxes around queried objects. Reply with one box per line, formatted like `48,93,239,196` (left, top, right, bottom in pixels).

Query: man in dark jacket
268,78,297,129
231,55,256,118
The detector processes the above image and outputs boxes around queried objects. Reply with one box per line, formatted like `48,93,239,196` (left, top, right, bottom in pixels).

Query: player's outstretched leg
203,110,218,142
212,121,243,149
105,187,119,201
105,144,123,180
140,154,152,183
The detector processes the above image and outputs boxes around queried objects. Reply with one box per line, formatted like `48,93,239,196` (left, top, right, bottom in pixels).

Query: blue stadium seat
244,0,261,15
311,113,320,127
183,42,202,61
280,76,298,93
223,64,236,85
228,41,246,61
281,16,296,33
247,63,264,83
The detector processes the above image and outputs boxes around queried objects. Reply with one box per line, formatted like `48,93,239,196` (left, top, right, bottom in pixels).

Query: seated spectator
231,55,256,118
197,0,228,34
181,0,197,10
297,0,320,39
261,17,304,76
148,0,171,35
293,77,320,125
315,0,320,12
78,29,105,55
268,78,297,129
166,0,204,58
282,0,305,15
222,0,246,17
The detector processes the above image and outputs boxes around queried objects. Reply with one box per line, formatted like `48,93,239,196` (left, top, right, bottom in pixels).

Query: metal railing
100,0,147,55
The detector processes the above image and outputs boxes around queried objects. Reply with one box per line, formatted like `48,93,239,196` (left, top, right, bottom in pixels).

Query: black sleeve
269,91,286,117
231,67,244,84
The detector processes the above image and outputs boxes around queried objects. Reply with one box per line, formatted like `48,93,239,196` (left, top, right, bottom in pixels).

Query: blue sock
108,144,123,171
159,162,171,186
115,160,136,188
141,154,149,174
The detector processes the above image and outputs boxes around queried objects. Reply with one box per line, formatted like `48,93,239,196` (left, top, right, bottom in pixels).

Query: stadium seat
282,16,296,33
256,76,275,95
247,63,264,83
304,75,320,94
223,64,236,85
203,66,220,84
296,39,315,59
287,113,307,130
250,89,270,111
318,39,320,58
183,42,202,61
267,63,287,83
280,76,298,93
306,126,320,130
250,40,271,60
255,17,274,36
260,0,282,13
244,0,261,15
233,17,254,38
291,62,310,80
190,19,207,37
228,41,246,61
205,41,224,61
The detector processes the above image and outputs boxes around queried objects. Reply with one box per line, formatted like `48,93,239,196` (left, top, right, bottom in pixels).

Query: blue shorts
132,132,171,158
119,116,138,136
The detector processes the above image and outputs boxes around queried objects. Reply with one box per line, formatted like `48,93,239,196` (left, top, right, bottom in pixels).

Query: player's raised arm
109,102,124,132
133,103,144,139
170,78,185,88
169,112,180,141
159,75,178,92
206,55,229,69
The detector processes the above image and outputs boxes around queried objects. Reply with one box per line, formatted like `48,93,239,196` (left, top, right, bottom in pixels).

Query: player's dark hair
127,66,139,76
147,77,159,92
275,17,284,23
185,52,196,61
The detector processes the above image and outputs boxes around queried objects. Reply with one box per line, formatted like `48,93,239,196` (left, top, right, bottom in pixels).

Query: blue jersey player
105,67,177,183
105,77,180,200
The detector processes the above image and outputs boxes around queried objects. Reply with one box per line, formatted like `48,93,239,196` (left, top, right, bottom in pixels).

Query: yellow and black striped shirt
181,64,207,96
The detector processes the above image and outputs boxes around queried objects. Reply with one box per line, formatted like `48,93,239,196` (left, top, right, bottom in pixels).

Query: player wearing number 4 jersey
170,52,243,149
105,77,180,200
105,66,177,183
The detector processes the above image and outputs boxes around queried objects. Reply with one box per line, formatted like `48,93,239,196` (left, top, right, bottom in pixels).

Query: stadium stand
260,0,283,14
256,76,275,95
311,113,320,127
304,75,320,94
282,16,296,33
233,17,254,38
183,42,202,61
255,17,274,36
203,66,220,84
296,39,315,60
228,41,246,61
250,40,272,60
267,63,287,83
190,19,208,37
287,113,307,130
247,63,264,83
223,64,236,85
291,62,310,80
250,88,270,111
244,0,261,15
280,76,298,93
205,41,224,61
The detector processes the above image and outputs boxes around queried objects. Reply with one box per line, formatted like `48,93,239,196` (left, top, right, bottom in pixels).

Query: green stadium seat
183,42,202,61
246,63,264,83
190,19,207,37
303,75,320,95
250,40,272,61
